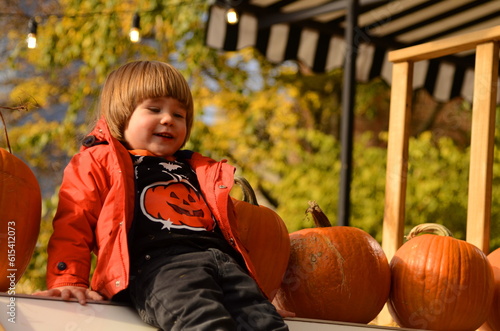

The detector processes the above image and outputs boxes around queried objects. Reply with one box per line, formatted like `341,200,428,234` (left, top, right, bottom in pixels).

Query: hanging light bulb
27,18,37,49
129,12,141,43
226,8,239,24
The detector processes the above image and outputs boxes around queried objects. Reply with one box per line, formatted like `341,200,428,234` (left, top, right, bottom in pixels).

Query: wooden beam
389,25,500,63
466,41,499,253
379,60,414,326
382,61,413,262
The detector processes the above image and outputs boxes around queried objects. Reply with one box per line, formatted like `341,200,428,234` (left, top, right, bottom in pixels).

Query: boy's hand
34,286,103,305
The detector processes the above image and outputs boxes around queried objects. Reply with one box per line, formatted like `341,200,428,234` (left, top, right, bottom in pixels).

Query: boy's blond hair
98,61,194,147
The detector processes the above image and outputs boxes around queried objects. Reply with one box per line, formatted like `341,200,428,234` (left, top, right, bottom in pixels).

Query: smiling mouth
154,133,173,139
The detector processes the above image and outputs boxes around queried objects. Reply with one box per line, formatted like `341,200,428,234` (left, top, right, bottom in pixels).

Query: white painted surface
0,293,409,331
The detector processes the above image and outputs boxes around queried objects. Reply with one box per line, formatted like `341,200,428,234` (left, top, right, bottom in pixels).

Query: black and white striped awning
206,0,500,103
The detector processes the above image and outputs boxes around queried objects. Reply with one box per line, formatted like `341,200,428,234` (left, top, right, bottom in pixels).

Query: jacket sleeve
46,151,109,290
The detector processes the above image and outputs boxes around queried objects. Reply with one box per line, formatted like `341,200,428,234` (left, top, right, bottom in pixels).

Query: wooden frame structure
382,25,500,261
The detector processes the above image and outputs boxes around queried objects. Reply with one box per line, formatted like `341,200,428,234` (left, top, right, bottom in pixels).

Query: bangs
129,62,193,111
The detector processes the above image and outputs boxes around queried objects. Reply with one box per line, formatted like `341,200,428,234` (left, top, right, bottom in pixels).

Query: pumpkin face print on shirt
134,155,216,232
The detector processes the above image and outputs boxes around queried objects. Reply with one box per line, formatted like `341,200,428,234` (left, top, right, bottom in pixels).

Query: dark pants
128,246,288,331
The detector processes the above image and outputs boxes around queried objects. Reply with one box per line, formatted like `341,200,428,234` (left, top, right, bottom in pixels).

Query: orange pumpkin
232,177,290,300
0,147,42,291
480,247,500,331
273,201,391,323
389,223,494,331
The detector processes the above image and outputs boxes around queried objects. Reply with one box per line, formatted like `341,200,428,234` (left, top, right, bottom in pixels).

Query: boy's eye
147,107,161,113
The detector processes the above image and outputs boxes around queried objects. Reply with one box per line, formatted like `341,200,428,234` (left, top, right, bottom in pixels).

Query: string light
4,1,208,48
27,18,37,49
129,12,141,43
226,8,238,24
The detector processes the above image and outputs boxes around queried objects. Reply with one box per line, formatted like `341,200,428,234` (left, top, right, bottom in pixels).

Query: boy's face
124,97,187,159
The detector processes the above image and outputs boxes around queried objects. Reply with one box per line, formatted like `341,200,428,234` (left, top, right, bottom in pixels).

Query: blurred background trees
1,0,498,294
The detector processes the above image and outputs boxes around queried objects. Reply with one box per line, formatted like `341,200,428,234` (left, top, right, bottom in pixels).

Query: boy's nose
160,114,173,125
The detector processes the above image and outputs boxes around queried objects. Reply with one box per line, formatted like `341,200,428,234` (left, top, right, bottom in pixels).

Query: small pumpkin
273,201,391,323
0,147,42,291
232,176,290,300
480,247,500,331
388,223,494,331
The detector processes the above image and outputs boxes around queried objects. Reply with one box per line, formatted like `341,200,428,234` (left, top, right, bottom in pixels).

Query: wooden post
377,61,413,326
466,41,499,253
382,61,413,263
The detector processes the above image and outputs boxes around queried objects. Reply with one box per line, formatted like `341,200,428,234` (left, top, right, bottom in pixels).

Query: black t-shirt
127,152,240,265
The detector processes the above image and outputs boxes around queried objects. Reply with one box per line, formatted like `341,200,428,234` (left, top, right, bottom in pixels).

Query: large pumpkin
480,247,500,331
232,177,290,300
273,201,391,323
0,147,42,291
388,223,494,331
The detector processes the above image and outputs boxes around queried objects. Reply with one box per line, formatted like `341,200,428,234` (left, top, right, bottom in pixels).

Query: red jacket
47,118,257,299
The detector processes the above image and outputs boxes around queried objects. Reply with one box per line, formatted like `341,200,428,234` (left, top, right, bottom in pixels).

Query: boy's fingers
31,287,94,306
87,290,104,301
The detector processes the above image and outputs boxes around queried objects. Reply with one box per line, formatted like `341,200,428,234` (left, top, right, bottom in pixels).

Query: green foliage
405,133,469,237
350,132,387,240
16,192,58,294
7,118,84,169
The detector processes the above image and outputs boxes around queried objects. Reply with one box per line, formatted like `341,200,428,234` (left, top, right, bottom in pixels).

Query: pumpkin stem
405,223,454,241
234,176,259,206
0,110,11,153
0,105,29,154
306,201,332,228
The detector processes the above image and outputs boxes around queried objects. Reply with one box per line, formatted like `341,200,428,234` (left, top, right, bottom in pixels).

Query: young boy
38,61,289,330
